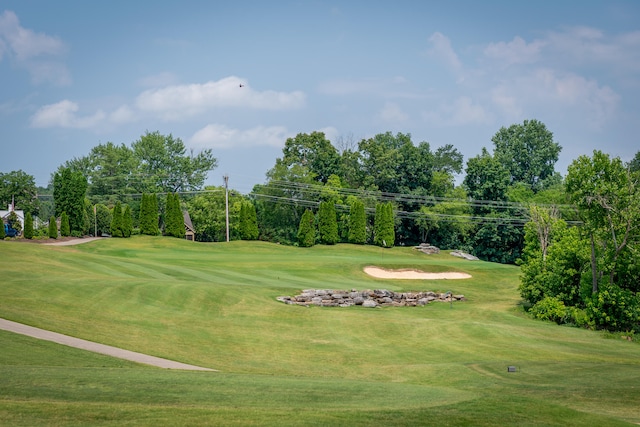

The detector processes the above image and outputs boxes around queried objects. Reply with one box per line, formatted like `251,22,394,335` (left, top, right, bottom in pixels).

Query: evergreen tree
164,193,185,238
244,202,259,240
297,208,316,247
239,201,259,240
48,216,58,239
93,204,112,236
374,202,394,247
23,212,33,239
122,204,133,237
0,220,5,239
348,199,367,244
111,201,123,237
60,212,70,237
318,201,339,244
140,193,159,236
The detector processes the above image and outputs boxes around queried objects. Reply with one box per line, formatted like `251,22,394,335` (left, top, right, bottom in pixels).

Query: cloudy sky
1,1,639,193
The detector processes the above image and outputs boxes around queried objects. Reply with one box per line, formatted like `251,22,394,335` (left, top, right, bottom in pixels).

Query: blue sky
1,1,639,193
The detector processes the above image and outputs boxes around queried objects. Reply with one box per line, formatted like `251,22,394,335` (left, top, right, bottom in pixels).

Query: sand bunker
364,266,471,280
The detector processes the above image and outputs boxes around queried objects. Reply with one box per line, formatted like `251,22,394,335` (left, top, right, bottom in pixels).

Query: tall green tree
139,193,159,236
280,131,341,183
164,193,185,238
92,204,112,236
60,212,70,237
86,142,139,203
110,201,123,237
348,199,367,244
239,201,259,240
121,204,133,238
318,201,339,245
23,212,34,239
566,150,640,294
374,202,394,247
492,119,561,192
132,131,217,193
53,167,88,235
0,170,39,216
186,186,243,242
297,209,316,247
48,216,58,239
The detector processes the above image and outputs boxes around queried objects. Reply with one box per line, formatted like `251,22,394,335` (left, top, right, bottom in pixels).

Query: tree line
1,121,639,332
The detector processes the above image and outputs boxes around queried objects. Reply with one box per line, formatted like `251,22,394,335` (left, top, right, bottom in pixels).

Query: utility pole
223,174,229,242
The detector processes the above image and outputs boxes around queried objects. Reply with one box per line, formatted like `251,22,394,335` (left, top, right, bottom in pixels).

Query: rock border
277,289,466,308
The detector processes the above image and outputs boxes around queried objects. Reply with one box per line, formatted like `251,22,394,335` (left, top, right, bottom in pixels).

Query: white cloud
137,72,180,88
136,76,305,119
422,96,491,126
427,32,462,72
108,105,136,125
379,102,409,122
317,76,418,99
490,69,620,128
484,36,545,66
190,124,291,149
30,100,105,129
0,10,70,85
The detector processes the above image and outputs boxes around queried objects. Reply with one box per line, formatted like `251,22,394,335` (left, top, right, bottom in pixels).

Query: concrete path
42,237,105,246
0,318,216,371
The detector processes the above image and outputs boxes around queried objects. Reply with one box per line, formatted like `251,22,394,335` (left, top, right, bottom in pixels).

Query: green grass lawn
1,236,639,426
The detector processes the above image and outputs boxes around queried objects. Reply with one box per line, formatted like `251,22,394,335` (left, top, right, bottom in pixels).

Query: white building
0,203,25,229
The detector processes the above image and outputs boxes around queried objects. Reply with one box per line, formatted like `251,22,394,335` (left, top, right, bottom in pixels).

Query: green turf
0,237,639,426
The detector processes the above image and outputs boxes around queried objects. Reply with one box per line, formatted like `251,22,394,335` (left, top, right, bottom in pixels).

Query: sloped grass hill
0,236,639,426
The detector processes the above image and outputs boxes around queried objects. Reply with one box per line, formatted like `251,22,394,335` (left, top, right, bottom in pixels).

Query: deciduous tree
492,119,561,192
53,167,88,235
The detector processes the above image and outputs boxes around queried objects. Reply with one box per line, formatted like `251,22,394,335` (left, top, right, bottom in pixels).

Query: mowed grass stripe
1,237,640,425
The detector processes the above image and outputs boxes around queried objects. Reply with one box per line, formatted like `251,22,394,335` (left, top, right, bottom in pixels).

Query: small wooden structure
183,210,195,241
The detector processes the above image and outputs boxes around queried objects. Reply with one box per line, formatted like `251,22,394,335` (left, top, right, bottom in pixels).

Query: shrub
530,296,567,324
564,306,591,328
0,221,5,239
586,284,640,332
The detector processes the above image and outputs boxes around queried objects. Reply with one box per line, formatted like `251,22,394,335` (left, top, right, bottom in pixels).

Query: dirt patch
364,266,471,280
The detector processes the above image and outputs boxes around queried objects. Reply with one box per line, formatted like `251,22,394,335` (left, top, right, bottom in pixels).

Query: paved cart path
0,318,216,371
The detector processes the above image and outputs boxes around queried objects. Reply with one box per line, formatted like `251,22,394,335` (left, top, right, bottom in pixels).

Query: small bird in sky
239,84,244,88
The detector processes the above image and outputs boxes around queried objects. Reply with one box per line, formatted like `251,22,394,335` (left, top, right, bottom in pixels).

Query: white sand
364,266,471,280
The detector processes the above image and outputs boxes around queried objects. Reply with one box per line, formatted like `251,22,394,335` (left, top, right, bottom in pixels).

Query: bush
564,306,591,328
530,297,567,324
586,284,640,332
